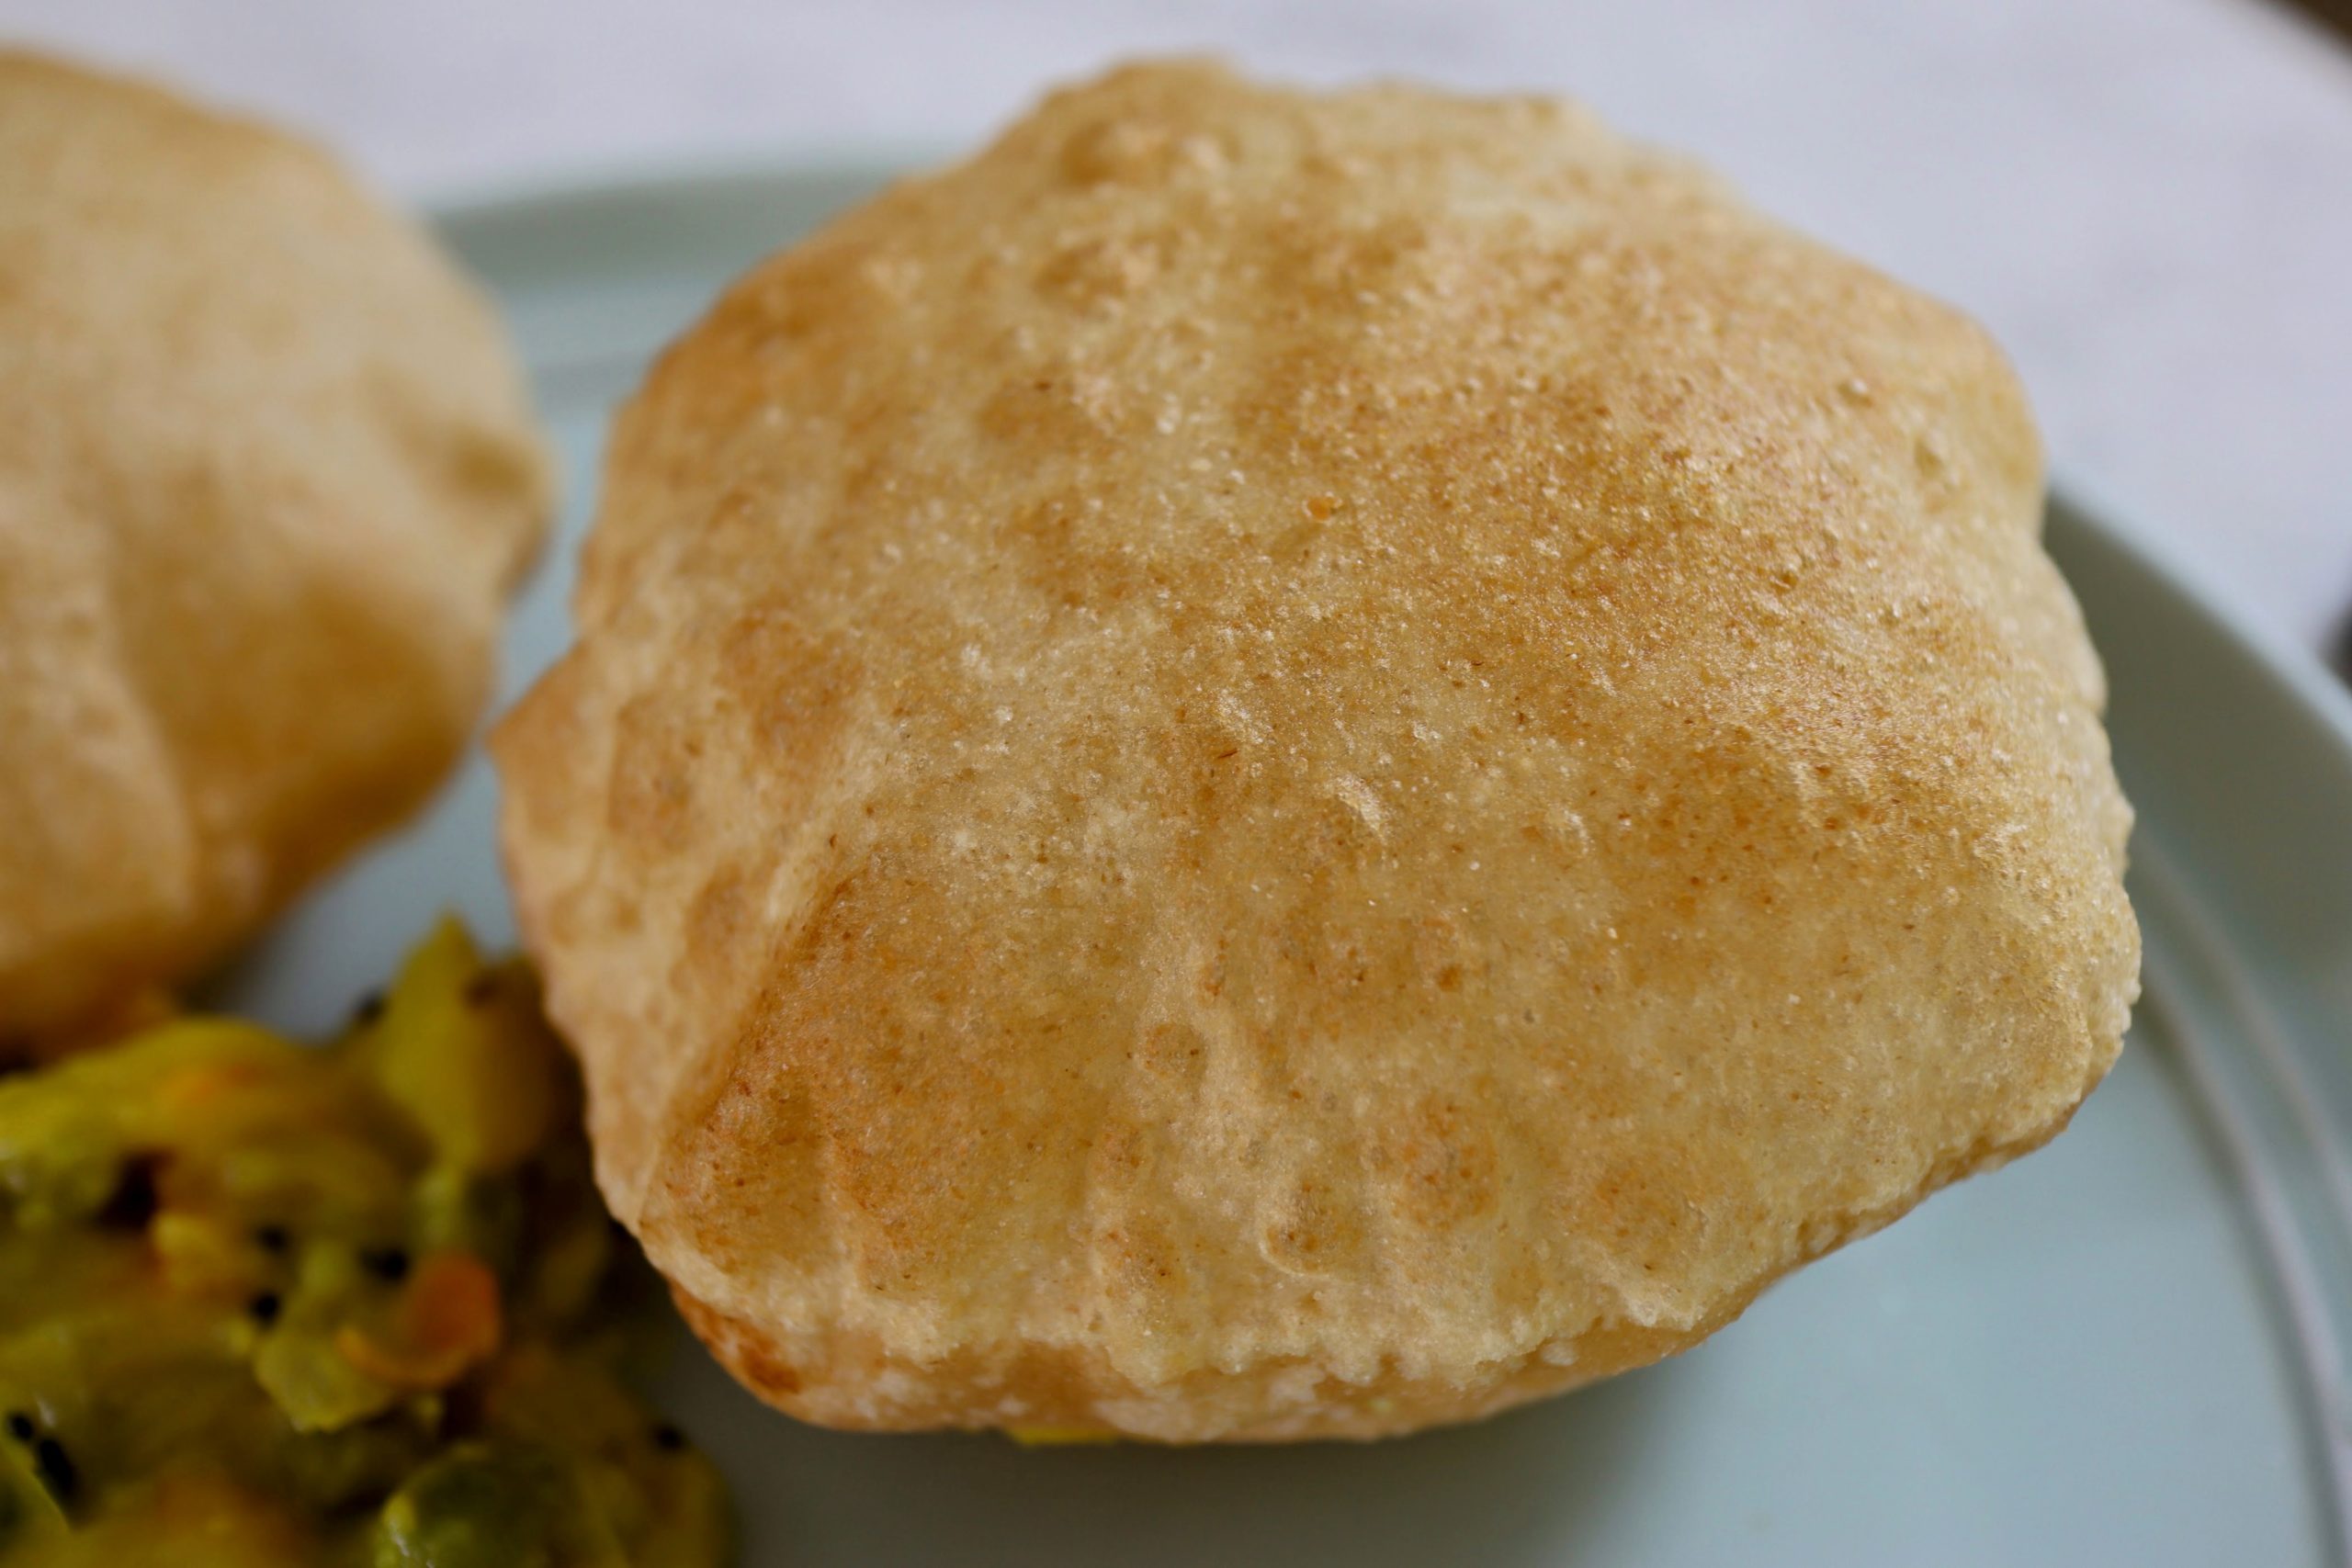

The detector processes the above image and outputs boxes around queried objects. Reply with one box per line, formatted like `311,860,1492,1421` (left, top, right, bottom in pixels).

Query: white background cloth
8,0,2349,656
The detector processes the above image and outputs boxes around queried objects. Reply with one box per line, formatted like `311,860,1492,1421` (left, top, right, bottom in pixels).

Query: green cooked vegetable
372,1441,620,1568
358,922,571,1179
0,919,733,1567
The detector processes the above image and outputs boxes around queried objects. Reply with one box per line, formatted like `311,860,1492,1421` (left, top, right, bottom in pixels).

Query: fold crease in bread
496,60,2140,1441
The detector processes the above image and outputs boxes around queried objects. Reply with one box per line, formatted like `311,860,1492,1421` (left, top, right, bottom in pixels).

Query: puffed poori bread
0,51,551,1042
496,61,2139,1441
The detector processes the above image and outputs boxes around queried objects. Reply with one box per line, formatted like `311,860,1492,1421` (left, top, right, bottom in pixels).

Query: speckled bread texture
0,52,551,1039
495,61,2139,1441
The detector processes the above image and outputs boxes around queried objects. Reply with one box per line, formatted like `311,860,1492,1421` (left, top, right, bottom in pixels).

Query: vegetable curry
0,920,730,1566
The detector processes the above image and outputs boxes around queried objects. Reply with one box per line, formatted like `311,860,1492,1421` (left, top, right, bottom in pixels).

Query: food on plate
0,51,551,1048
0,921,730,1564
495,60,2140,1441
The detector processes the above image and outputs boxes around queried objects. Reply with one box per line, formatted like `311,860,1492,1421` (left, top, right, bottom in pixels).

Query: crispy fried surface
497,61,2138,1440
0,51,551,1038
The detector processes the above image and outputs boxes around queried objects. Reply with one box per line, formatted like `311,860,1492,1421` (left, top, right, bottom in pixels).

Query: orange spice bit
157,1059,264,1112
334,1250,503,1392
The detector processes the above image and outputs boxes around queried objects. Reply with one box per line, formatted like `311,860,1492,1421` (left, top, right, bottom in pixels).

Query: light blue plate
215,164,2352,1566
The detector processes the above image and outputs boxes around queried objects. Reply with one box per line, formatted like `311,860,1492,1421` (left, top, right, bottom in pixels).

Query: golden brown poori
496,61,2139,1441
0,51,551,1043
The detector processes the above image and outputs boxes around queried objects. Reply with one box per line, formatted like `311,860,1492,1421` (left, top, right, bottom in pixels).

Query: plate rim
422,145,954,230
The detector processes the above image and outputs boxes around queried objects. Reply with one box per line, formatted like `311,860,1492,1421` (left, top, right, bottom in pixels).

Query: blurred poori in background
0,51,550,1052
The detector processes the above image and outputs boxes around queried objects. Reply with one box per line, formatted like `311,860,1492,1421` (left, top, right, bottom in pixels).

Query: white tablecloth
9,0,2349,655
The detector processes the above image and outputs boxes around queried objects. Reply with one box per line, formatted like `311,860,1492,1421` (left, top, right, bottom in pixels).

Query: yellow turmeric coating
0,920,730,1566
